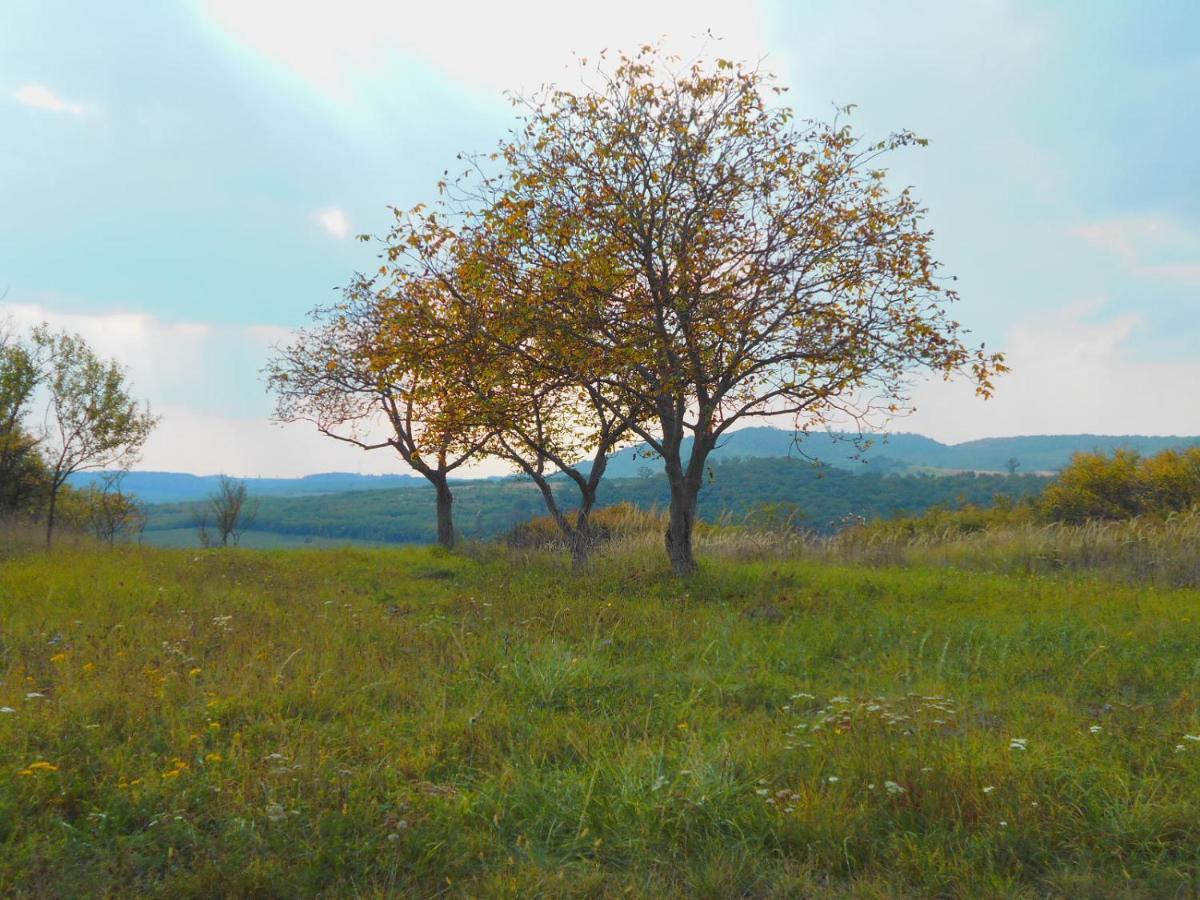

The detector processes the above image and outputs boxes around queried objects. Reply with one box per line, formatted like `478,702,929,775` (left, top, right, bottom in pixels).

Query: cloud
904,302,1200,443
315,208,351,239
12,84,84,115
195,0,769,103
1073,214,1200,282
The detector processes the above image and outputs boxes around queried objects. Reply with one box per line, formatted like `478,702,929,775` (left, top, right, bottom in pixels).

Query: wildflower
1184,735,1200,742
982,785,995,794
266,803,287,822
676,722,688,731
25,692,46,700
49,653,67,663
0,707,14,714
1009,738,1028,751
884,781,905,795
1089,725,1103,734
205,752,223,764
27,761,58,771
189,668,202,677
827,775,839,783
82,663,95,673
208,721,221,730
999,820,1008,827
867,783,876,790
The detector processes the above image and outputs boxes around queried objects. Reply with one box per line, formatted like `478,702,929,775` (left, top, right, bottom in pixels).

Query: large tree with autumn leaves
277,45,1004,575
449,46,1004,575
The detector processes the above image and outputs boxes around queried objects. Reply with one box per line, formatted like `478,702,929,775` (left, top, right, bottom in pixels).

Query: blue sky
2,1,1197,475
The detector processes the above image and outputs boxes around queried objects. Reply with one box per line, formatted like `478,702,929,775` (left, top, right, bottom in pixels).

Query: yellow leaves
18,761,59,776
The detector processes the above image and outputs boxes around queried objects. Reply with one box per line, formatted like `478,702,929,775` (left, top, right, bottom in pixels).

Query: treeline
143,459,1048,545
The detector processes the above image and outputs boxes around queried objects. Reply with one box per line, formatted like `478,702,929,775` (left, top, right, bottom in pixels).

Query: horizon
87,427,1200,480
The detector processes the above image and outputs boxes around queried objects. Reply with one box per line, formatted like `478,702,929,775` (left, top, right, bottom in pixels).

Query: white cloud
195,0,769,103
316,208,351,239
1073,214,1200,282
904,302,1200,443
12,84,84,115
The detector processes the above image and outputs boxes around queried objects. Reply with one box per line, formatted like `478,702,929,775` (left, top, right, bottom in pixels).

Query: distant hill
68,471,427,505
142,456,1051,547
600,429,1200,477
80,430,1200,504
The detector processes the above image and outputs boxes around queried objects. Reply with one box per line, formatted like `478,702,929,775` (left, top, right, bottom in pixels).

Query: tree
383,238,640,567
32,326,158,546
76,472,147,545
195,475,256,547
1006,457,1020,475
266,276,492,549
466,46,1005,575
0,322,46,517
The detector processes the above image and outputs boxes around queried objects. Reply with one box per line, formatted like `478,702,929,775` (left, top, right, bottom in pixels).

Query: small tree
33,326,157,546
196,475,256,547
84,472,147,545
266,276,492,549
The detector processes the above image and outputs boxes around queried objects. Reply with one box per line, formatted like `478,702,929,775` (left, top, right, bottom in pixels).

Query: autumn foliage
271,44,1005,574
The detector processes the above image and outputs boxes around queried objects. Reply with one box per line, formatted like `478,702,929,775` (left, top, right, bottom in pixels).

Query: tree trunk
567,511,593,572
45,485,58,548
665,476,699,577
433,475,455,550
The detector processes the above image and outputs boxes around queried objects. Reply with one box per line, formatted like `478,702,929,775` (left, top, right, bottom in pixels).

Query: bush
1041,448,1200,524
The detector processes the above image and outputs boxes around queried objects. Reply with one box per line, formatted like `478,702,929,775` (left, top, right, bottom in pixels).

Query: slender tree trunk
432,474,455,550
45,484,58,548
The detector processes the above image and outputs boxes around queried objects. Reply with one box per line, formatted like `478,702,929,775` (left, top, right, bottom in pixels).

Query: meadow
3,534,1200,897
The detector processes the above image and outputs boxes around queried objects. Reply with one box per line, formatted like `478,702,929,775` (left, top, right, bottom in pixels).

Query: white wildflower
982,785,995,794
1009,738,1028,751
884,781,905,795
1089,725,1103,734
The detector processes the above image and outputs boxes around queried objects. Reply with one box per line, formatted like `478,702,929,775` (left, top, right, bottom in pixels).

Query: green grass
2,541,1200,896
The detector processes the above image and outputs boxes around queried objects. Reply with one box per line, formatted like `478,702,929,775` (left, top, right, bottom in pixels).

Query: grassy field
3,539,1200,896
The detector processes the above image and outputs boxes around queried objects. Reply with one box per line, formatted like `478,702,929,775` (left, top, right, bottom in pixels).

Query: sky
1,0,1198,476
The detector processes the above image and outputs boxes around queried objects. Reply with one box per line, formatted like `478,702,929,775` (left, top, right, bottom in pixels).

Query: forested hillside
142,456,1048,545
